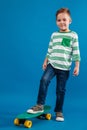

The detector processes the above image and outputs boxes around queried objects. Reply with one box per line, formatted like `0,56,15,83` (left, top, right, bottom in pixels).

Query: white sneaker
27,105,44,114
56,112,64,122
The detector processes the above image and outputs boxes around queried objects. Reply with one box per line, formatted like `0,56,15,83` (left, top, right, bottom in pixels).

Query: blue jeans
37,64,69,112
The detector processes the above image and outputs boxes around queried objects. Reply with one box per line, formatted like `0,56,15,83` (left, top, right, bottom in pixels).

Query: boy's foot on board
27,105,44,114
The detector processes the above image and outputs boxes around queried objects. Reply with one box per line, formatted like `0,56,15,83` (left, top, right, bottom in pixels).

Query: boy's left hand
73,66,79,76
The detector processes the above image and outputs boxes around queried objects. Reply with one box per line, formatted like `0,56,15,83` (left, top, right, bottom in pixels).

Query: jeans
37,64,69,112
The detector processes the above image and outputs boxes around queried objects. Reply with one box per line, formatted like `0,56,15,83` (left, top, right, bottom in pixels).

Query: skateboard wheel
14,118,20,126
24,120,32,128
45,113,51,120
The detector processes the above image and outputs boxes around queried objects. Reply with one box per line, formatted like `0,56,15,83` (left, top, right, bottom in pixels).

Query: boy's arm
42,33,53,70
73,61,80,76
72,33,81,76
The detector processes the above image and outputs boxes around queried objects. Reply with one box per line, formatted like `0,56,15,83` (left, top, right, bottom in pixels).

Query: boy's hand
43,63,47,70
73,61,80,76
73,66,79,76
42,58,48,70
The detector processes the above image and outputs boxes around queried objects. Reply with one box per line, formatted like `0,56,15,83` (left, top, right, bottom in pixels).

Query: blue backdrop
0,0,87,130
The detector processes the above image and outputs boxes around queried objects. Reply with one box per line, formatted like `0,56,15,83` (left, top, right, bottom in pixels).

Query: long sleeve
46,35,53,58
72,33,81,61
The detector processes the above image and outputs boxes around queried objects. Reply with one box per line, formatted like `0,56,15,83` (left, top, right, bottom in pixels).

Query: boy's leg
27,64,55,113
37,64,56,105
54,69,69,121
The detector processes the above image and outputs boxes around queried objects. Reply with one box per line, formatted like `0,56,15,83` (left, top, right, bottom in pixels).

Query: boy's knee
56,87,66,95
40,76,50,84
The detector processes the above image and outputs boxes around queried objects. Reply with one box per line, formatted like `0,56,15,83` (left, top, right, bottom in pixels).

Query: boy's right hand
43,62,47,70
42,58,48,70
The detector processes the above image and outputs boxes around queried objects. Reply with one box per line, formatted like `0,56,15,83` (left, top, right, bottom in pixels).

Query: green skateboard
14,105,51,128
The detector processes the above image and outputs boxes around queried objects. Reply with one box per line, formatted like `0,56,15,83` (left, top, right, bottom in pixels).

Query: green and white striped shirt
46,31,81,70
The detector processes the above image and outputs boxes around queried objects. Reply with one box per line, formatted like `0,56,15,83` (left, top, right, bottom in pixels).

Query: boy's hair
56,8,71,19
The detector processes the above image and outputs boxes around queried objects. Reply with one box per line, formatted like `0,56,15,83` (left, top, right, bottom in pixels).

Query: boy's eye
57,18,67,22
57,19,61,22
63,18,66,21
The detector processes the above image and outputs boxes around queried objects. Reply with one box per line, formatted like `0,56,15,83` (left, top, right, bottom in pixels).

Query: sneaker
27,105,44,114
56,112,64,121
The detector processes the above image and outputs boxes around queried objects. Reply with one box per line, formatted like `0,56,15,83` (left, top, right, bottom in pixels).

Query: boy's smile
56,13,71,32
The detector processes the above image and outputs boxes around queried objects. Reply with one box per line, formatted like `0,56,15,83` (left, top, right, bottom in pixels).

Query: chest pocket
61,37,71,47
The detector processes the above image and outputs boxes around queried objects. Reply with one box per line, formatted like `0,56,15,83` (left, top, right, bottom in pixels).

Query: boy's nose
61,20,64,24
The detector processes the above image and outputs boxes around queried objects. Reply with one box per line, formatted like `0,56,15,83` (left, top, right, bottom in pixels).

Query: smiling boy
27,8,81,121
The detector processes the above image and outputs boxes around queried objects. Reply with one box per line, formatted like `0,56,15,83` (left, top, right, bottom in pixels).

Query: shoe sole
56,117,64,122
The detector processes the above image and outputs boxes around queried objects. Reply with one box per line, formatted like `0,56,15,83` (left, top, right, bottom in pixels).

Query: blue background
0,0,87,130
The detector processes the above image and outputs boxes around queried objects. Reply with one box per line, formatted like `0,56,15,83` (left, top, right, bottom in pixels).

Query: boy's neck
59,29,70,32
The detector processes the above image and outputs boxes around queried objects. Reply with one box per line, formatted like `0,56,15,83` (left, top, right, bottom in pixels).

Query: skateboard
14,105,51,128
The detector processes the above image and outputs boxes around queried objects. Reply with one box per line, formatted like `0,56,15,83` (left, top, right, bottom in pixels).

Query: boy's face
56,13,71,32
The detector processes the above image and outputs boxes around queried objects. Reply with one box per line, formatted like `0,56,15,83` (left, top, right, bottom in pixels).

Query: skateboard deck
14,105,51,128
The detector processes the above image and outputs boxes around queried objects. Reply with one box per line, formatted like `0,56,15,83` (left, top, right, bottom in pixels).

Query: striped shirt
46,31,81,70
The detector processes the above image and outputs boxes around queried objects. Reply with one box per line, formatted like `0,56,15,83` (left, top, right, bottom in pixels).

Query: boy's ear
69,18,72,24
69,21,72,24
56,20,57,25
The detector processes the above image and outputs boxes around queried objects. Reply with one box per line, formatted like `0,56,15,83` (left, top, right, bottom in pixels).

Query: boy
27,8,81,121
